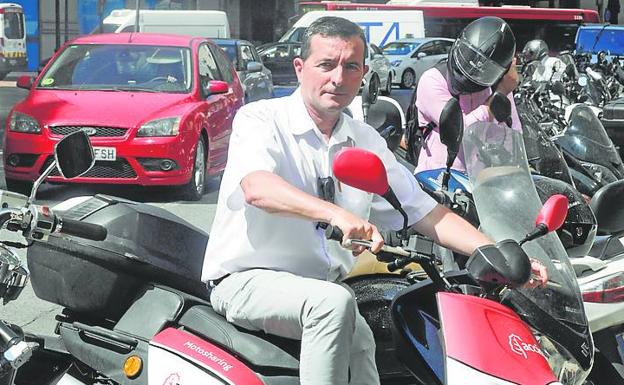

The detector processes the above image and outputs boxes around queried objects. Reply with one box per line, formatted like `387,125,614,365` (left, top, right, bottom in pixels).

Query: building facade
16,0,299,70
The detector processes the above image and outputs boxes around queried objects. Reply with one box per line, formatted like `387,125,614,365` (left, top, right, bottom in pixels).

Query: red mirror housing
332,147,389,196
208,80,229,95
536,194,568,232
16,75,34,90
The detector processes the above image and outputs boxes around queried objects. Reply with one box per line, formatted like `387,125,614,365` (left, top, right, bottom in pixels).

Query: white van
100,9,230,38
0,3,27,79
279,10,425,49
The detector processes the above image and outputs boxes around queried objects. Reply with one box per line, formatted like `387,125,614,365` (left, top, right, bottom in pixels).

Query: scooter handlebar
57,217,107,241
324,224,344,242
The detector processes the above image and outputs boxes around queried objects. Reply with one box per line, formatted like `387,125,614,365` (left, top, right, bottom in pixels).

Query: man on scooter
202,16,546,385
410,17,522,173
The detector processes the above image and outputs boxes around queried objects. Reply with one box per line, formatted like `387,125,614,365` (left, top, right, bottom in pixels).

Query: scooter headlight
536,333,591,385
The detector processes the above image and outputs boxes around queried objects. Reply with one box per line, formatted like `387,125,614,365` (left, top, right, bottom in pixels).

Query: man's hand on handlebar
329,208,384,255
525,258,549,288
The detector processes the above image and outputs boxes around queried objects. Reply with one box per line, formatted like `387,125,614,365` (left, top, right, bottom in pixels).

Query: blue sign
357,22,400,47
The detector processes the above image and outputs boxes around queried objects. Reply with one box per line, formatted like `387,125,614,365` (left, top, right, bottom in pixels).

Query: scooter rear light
581,271,624,303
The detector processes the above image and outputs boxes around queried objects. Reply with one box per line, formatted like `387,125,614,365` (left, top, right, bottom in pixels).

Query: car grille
49,126,128,137
41,157,137,179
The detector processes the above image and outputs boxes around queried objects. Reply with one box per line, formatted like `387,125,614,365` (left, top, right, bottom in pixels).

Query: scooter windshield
558,104,624,177
518,105,575,186
463,121,593,384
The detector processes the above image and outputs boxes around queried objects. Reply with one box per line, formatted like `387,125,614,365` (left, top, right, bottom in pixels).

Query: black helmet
533,175,597,258
447,16,516,95
521,39,549,64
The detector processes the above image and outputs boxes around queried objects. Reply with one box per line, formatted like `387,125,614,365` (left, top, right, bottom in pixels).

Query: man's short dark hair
300,16,368,62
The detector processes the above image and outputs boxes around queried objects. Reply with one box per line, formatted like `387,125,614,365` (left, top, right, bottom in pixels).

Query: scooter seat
178,305,300,372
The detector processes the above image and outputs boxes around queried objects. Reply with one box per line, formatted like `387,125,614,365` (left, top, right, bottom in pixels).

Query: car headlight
9,112,40,134
137,117,181,137
391,60,402,67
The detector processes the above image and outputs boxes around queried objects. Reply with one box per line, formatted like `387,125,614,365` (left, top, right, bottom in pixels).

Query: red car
4,33,244,200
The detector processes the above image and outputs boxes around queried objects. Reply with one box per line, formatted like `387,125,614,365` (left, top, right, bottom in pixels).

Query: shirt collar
287,88,354,147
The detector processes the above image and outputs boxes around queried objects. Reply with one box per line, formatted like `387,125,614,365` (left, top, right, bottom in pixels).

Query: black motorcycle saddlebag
602,97,624,156
27,194,209,320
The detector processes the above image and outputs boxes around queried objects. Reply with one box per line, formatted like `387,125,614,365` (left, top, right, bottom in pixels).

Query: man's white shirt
202,89,437,282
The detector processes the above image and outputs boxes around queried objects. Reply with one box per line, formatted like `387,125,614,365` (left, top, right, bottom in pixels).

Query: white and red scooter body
438,292,560,385
148,328,265,384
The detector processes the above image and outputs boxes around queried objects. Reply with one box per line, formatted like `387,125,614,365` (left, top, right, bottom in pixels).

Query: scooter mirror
333,147,409,232
551,81,565,96
535,194,568,232
565,63,576,79
54,130,95,179
439,97,463,159
489,91,512,124
519,194,568,245
333,147,388,196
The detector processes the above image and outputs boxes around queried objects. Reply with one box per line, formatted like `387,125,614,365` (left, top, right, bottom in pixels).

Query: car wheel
369,74,380,102
181,136,206,201
401,69,415,89
5,178,33,196
381,74,392,96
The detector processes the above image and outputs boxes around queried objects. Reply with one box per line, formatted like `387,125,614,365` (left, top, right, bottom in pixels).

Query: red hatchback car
4,33,244,200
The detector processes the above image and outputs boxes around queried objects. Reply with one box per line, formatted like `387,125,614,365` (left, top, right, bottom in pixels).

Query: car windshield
576,28,624,56
381,41,421,56
3,11,24,39
37,44,193,93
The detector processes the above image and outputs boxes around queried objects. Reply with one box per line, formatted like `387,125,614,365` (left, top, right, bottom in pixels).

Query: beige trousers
210,269,380,385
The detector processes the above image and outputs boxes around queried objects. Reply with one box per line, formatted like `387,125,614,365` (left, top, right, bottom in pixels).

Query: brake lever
343,239,411,257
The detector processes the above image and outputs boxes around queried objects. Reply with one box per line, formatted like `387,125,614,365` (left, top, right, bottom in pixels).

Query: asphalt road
0,82,413,337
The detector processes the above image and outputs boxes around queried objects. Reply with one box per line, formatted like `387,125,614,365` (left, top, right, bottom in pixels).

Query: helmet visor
454,39,507,87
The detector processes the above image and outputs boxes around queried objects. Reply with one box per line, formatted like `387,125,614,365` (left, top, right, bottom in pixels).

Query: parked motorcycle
573,179,624,379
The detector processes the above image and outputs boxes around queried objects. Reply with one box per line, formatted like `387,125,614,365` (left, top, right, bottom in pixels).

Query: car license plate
9,59,16,65
93,147,116,161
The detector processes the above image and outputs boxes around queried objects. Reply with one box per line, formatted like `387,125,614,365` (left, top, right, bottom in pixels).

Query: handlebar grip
387,257,411,272
58,217,107,241
0,322,20,350
324,224,344,242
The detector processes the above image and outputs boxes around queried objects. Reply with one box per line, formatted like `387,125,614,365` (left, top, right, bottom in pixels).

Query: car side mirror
204,80,229,97
16,76,34,90
246,61,263,73
417,52,427,59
